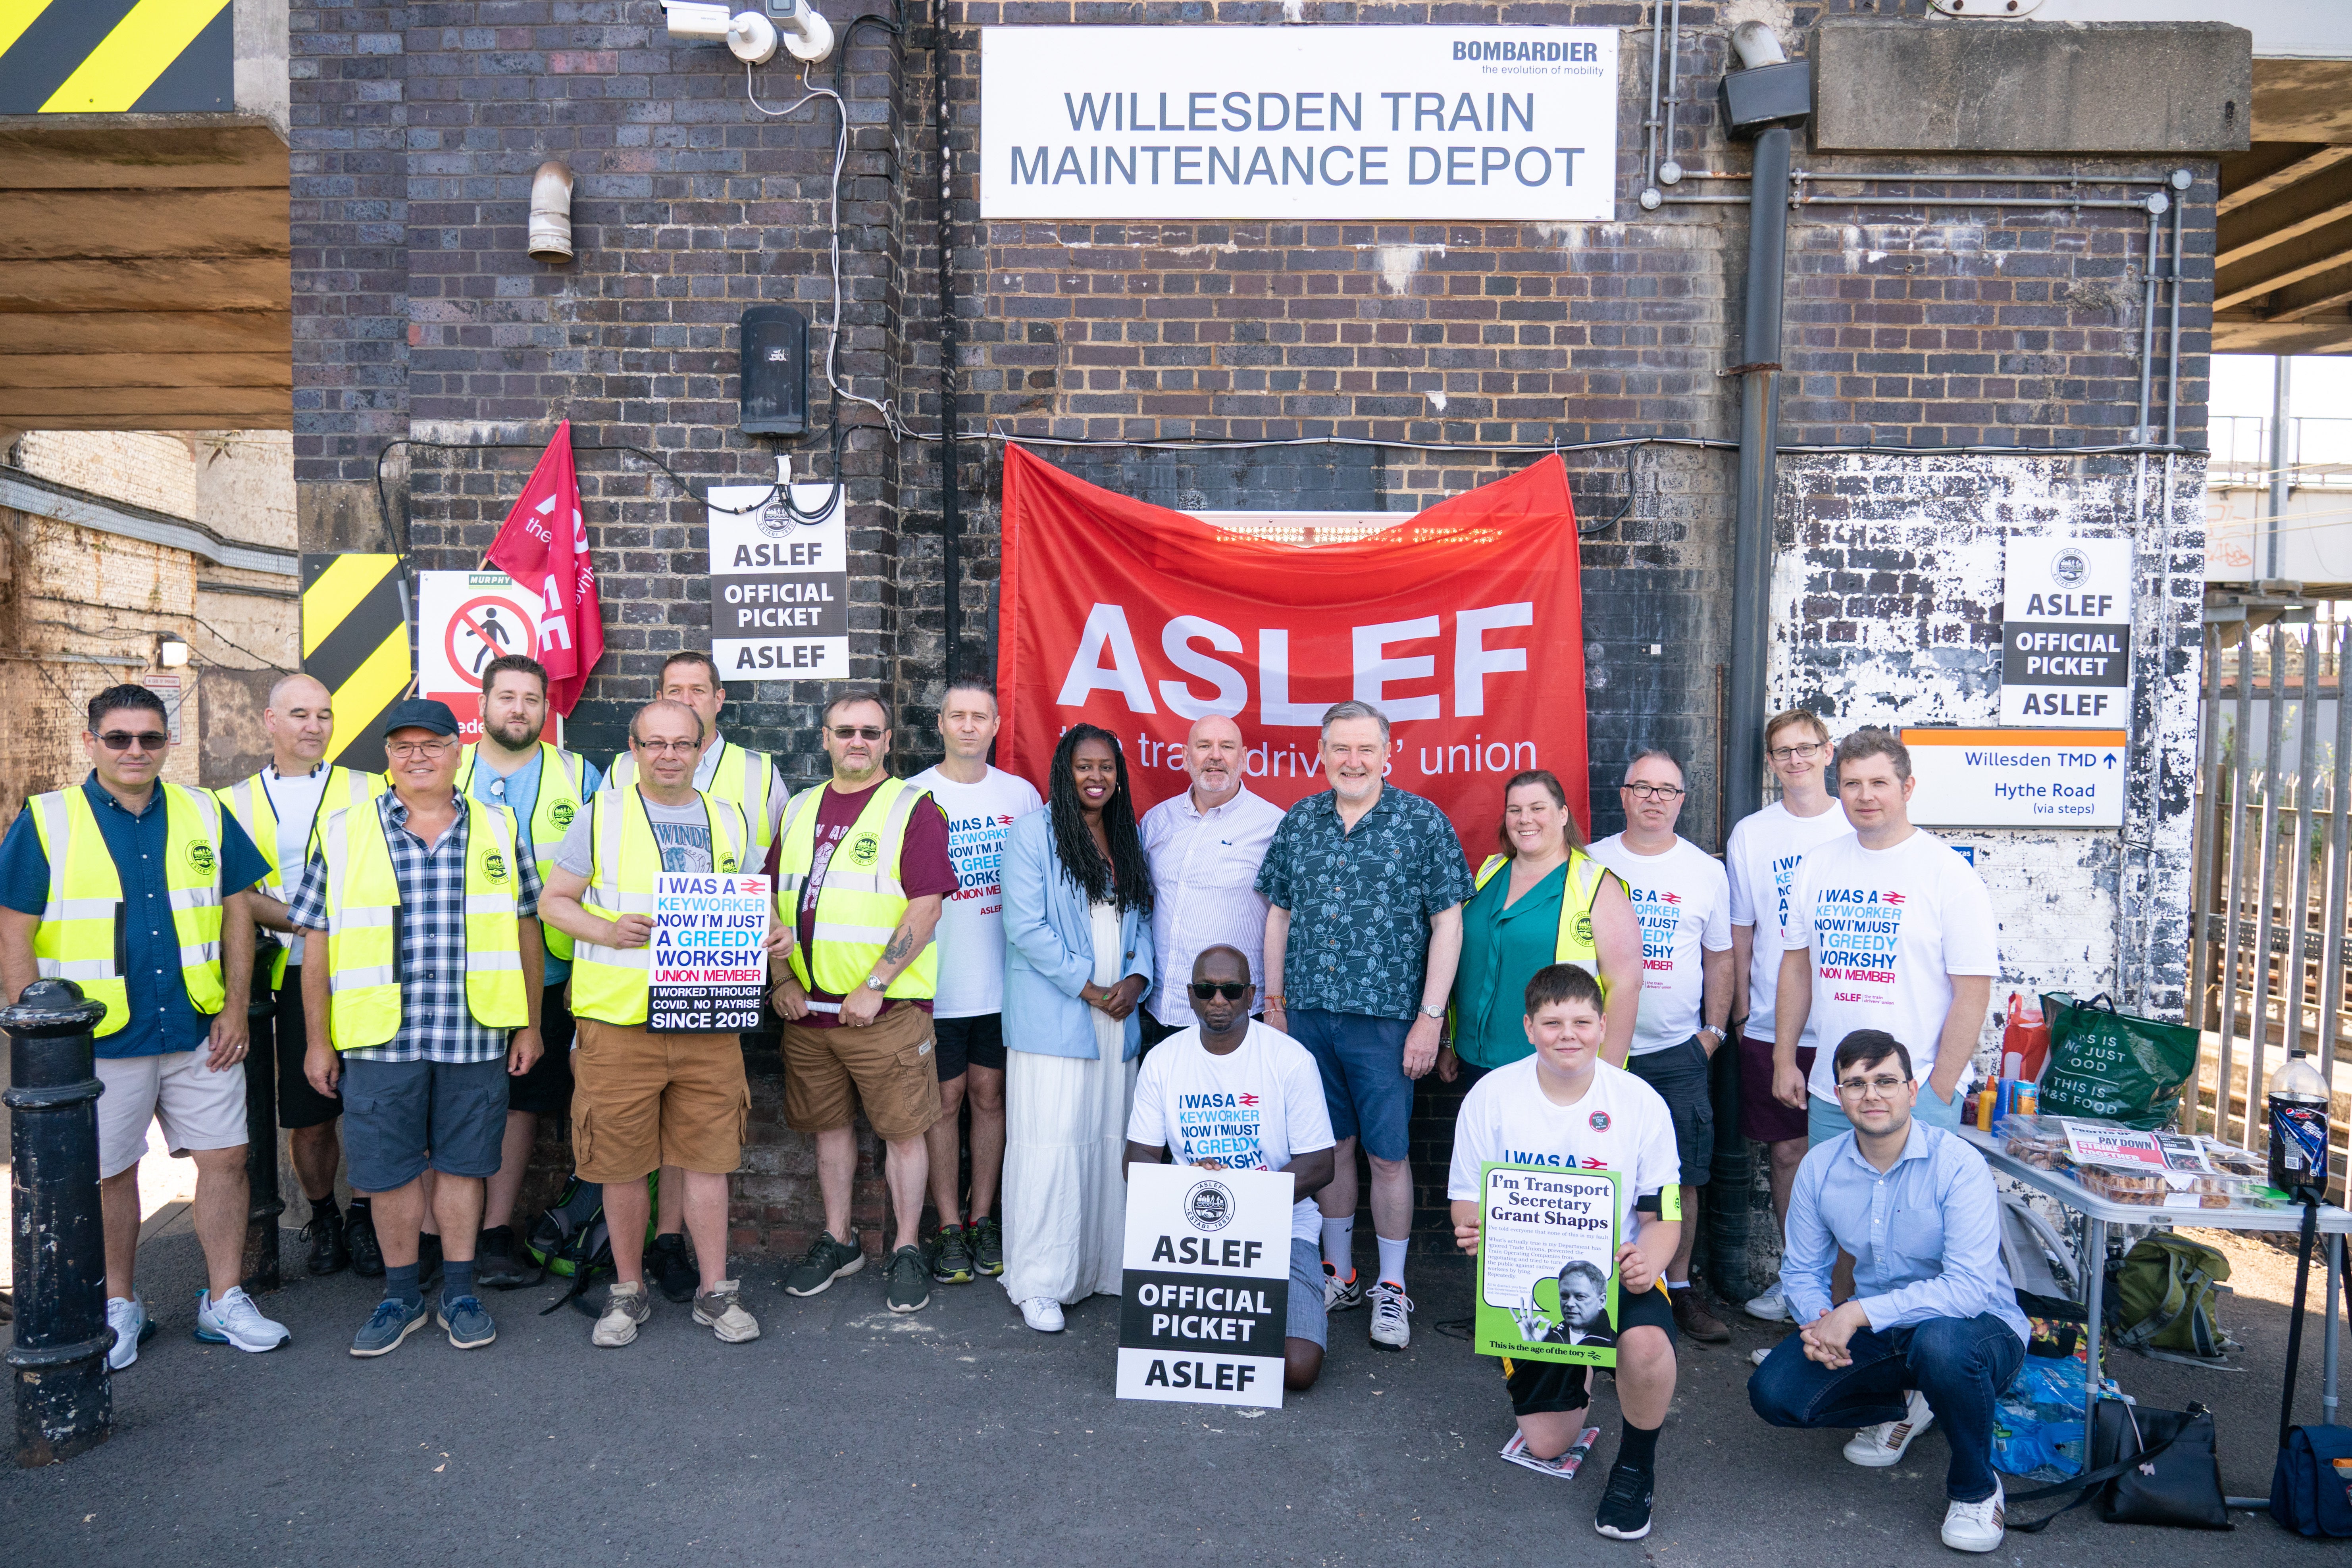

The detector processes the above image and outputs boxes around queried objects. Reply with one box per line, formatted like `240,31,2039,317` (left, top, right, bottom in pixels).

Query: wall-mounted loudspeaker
741,304,808,435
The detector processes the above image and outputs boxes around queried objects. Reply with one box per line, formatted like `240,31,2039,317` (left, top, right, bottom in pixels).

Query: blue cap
381,698,461,737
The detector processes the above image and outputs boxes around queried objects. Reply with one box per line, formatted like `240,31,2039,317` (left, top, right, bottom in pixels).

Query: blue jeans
1806,1080,1963,1146
1748,1313,2026,1503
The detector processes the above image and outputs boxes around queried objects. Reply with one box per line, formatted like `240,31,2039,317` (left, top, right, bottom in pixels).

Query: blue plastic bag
1992,1354,2125,1483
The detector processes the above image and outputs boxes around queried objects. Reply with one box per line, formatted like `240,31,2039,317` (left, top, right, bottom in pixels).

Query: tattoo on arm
881,926,915,967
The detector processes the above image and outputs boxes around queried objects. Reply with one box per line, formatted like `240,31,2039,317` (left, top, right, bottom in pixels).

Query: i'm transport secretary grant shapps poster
1476,1163,1621,1368
995,444,1590,863
648,872,770,1033
1118,1164,1295,1409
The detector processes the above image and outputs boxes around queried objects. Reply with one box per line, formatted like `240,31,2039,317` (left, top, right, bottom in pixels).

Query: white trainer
106,1295,150,1370
193,1287,290,1353
1020,1297,1065,1333
1744,1288,1791,1322
1844,1388,1934,1467
1941,1482,2006,1553
1368,1280,1413,1351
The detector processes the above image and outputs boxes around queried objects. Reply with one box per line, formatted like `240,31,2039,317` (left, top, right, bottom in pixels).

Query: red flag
485,420,604,716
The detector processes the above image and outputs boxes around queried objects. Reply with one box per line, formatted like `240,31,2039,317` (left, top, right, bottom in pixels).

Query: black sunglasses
97,731,170,752
1189,981,1251,1001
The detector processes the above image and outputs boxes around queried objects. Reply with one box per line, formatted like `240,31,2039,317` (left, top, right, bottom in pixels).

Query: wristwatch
863,974,888,992
1419,1003,1445,1020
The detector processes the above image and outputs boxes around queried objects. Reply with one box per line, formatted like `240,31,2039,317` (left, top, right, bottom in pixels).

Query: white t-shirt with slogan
1587,833,1732,1056
1783,827,2000,1102
910,764,1042,1019
1446,1055,1682,1245
1725,800,1854,1045
1128,1020,1336,1244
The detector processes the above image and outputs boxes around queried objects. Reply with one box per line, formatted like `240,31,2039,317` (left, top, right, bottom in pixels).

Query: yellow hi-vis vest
774,777,937,1001
569,787,749,1026
608,738,778,854
316,794,530,1051
1472,848,1618,996
29,781,227,1037
216,764,383,989
456,740,587,964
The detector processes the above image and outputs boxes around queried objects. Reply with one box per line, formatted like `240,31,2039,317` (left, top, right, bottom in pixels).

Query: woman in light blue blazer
997,723,1155,1332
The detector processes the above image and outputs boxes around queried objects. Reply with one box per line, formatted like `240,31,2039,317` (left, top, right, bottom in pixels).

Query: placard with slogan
2000,537,2133,727
1118,1164,1294,1408
648,872,770,1033
980,25,1620,222
1475,1163,1622,1367
707,483,848,682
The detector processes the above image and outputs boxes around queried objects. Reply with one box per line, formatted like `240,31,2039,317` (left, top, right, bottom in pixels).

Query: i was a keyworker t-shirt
1725,800,1853,1046
1447,1054,1682,1244
1783,827,1999,1103
908,764,1042,1019
1128,1020,1336,1245
1586,833,1732,1056
555,793,753,877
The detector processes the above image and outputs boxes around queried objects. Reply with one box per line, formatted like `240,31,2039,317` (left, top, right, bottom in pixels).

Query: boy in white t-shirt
1449,964,1684,1543
1126,945,1338,1391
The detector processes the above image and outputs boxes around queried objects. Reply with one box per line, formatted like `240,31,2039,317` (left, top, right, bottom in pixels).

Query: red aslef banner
997,444,1590,857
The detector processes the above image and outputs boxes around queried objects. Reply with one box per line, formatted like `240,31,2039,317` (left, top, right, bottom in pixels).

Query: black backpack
525,1172,660,1317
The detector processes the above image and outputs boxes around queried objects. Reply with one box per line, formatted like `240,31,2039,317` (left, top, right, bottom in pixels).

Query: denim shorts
339,1056,510,1193
1286,1009,1415,1162
1286,1237,1328,1349
1806,1079,1964,1146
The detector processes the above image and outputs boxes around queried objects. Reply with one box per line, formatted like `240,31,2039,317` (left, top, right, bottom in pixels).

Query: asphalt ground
4,1225,2346,1567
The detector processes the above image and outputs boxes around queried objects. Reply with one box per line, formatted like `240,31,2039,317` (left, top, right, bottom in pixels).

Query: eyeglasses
1623,782,1685,801
385,739,454,761
1189,981,1251,1001
1835,1074,1910,1098
829,725,885,741
96,731,169,752
1767,742,1825,763
633,738,700,754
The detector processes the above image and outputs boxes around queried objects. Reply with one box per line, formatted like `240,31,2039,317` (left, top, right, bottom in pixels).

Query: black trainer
346,1201,385,1278
647,1233,698,1304
782,1231,865,1297
1594,1464,1655,1541
303,1208,349,1276
474,1224,534,1289
931,1223,974,1285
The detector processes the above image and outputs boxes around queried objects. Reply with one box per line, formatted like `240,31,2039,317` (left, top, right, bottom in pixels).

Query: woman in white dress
997,724,1157,1332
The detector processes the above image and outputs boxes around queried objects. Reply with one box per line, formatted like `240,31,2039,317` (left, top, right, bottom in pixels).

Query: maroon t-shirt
793,780,957,1026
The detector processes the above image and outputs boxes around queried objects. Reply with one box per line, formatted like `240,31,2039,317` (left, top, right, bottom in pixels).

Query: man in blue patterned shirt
1257,700,1471,1353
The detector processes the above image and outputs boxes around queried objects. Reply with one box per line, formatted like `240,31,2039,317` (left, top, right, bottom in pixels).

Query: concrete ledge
0,466,296,575
1813,20,2253,154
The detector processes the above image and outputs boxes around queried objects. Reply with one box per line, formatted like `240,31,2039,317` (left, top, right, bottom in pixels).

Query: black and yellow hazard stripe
0,0,233,115
302,554,412,773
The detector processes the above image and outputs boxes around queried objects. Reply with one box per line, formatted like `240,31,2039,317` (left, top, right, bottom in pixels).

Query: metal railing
2209,414,2352,489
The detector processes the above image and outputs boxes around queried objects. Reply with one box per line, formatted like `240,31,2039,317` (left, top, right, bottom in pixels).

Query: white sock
1376,1234,1409,1287
1668,1279,1690,1291
1321,1217,1354,1276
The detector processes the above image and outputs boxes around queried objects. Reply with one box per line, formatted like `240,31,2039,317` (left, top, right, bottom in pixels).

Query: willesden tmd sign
979,26,1621,223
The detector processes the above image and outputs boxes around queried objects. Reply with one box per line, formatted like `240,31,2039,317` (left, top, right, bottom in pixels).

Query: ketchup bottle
2002,993,2051,1084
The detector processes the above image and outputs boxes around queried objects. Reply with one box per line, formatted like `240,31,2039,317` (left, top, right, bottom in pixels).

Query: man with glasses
1775,728,1996,1145
539,698,759,1346
1,684,285,1364
1125,945,1337,1392
1587,749,1734,1343
770,688,957,1314
291,698,545,1357
1724,709,1851,1323
1747,1029,2027,1553
1140,714,1283,1051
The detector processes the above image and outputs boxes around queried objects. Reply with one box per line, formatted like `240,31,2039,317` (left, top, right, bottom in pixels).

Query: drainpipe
2267,356,2290,583
935,4,962,681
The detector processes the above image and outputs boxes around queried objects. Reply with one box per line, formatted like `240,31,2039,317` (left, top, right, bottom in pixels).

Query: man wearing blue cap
289,698,546,1357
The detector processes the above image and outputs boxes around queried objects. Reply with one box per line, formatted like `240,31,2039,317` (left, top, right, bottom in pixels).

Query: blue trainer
350,1296,429,1359
438,1294,496,1350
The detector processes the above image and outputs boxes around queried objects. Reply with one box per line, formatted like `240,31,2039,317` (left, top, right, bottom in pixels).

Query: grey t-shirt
556,795,749,877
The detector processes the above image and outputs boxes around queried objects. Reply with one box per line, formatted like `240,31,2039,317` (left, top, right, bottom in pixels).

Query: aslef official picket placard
1117,1164,1294,1408
2000,537,2133,727
707,483,847,681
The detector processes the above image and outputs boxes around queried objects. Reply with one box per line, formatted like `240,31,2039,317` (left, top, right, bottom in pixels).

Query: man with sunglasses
540,697,758,1347
1125,945,1336,1391
1747,1029,2027,1554
770,688,957,1314
1,684,285,1363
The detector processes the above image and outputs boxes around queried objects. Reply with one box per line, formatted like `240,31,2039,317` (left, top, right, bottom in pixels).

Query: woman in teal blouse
1441,770,1640,1077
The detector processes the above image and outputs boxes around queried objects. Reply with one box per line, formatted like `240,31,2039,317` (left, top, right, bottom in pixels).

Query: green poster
1474,1162,1622,1367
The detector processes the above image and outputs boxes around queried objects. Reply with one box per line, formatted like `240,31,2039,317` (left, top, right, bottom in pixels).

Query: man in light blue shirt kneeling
1747,1028,2029,1555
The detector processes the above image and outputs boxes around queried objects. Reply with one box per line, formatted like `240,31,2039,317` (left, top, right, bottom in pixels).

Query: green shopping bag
2036,992,2200,1131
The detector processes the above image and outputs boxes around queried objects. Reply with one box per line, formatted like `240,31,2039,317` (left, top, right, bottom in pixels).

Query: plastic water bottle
2266,1047,2331,1196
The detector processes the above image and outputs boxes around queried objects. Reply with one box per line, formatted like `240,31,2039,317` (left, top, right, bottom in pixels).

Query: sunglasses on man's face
1189,981,1251,1001
96,731,169,752
829,725,885,741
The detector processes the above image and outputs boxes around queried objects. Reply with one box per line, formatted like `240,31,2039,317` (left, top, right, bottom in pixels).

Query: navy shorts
339,1056,510,1194
506,984,577,1117
1287,1009,1415,1163
933,1013,1006,1080
1627,1035,1715,1188
1501,1283,1677,1415
273,970,341,1131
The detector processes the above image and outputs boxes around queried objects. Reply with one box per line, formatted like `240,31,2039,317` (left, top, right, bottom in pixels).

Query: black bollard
4,978,112,1467
240,972,284,1295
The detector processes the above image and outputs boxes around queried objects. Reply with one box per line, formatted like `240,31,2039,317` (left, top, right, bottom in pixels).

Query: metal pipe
935,4,961,681
1658,0,1681,182
1796,171,2178,186
2136,207,2160,442
5,979,113,1467
1726,123,1791,834
1795,195,2163,210
2246,619,2287,1144
2319,621,2352,1090
2268,358,2292,582
2165,184,2186,450
1642,0,1665,191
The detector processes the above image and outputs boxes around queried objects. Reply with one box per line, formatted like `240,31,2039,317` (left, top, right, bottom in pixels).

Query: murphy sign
979,26,1621,222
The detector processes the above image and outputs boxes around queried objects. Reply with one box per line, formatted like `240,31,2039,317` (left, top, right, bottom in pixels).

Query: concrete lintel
0,466,296,577
0,115,287,190
1812,20,2254,156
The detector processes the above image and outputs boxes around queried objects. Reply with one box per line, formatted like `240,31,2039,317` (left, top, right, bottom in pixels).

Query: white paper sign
706,483,847,683
648,871,770,1033
418,570,549,743
980,26,1621,222
2000,537,2133,727
1116,1164,1294,1408
1902,728,2126,828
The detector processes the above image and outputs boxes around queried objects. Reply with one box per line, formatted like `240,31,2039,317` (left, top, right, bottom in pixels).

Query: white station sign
1902,728,2126,828
2000,536,2133,728
980,26,1621,222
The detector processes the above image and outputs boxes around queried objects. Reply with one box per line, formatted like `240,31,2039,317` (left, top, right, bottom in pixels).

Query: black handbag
2009,1397,2232,1532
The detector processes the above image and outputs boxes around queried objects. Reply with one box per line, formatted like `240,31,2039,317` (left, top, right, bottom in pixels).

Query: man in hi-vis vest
454,653,601,1290
770,687,958,1316
290,698,545,1360
1,683,286,1365
540,697,759,1348
219,671,382,1280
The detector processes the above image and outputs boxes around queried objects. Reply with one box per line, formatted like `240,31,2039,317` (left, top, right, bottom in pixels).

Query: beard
486,713,544,751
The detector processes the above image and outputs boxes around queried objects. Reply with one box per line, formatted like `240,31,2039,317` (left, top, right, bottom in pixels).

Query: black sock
1614,1420,1661,1474
348,1197,371,1218
310,1193,339,1225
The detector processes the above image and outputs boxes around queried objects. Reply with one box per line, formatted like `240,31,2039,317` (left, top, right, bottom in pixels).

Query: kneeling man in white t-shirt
1449,963,1684,1543
1125,945,1338,1392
